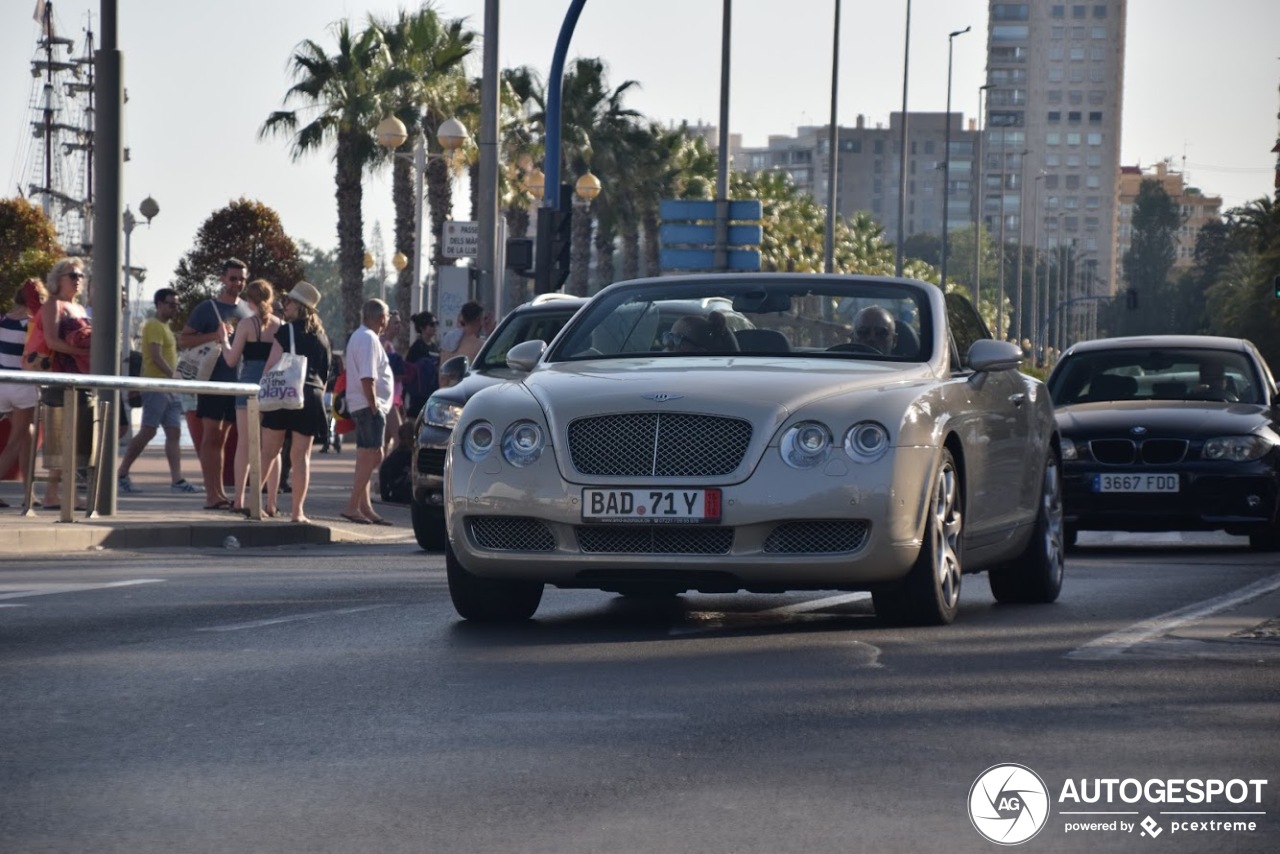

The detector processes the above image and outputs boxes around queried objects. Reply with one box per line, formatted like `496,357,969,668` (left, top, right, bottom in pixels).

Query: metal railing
2,370,263,523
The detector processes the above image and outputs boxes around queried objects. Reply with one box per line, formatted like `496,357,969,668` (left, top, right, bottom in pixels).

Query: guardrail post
247,396,262,521
60,387,76,524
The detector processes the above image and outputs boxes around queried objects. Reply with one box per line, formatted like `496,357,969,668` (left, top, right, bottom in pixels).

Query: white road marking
1066,573,1280,661
0,579,165,600
196,604,392,632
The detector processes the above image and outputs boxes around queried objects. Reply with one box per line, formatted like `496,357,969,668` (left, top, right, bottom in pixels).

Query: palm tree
555,58,641,295
636,125,716,277
260,20,383,338
369,8,475,338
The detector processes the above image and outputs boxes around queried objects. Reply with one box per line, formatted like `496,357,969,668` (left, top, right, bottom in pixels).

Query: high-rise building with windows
984,1,1127,324
738,113,979,244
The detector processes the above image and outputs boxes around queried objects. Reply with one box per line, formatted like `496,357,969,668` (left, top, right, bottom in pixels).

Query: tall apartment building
739,113,979,242
1116,161,1222,271
984,1,1128,298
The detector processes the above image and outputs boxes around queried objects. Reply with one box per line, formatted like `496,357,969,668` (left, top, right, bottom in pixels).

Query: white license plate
1091,473,1180,493
582,488,722,524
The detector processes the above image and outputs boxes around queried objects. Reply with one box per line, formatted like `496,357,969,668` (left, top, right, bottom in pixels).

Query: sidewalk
0,441,416,554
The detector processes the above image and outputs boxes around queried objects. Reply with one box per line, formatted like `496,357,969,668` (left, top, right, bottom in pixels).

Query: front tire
411,500,447,551
446,541,543,621
988,451,1065,603
873,449,963,625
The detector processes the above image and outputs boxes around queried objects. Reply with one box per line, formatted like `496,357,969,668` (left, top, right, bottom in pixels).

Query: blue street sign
659,199,763,222
659,223,763,247
660,247,762,272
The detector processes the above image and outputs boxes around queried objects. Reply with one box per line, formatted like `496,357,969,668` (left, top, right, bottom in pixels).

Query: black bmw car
1046,335,1280,551
410,295,587,550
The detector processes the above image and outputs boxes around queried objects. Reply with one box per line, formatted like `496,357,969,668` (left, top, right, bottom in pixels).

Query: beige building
1116,160,1222,271
737,113,980,243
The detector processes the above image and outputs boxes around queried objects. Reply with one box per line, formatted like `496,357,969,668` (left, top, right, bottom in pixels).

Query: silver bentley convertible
444,274,1064,625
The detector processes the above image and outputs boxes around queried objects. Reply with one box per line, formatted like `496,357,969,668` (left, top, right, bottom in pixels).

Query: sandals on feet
340,512,372,525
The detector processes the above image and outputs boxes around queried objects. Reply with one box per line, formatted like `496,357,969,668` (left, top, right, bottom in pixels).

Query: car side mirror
439,355,469,388
967,339,1024,374
506,339,546,373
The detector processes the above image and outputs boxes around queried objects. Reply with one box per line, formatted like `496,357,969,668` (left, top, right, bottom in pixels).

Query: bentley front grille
576,525,734,555
568,413,752,477
469,517,556,552
763,521,870,554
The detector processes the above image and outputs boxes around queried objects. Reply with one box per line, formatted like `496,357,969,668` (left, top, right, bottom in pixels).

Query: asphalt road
2,534,1278,853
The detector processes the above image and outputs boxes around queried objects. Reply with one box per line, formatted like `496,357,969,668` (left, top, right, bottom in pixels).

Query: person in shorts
340,299,393,525
178,259,251,509
117,289,198,494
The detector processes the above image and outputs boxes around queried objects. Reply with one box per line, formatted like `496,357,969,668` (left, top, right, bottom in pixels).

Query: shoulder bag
258,323,307,412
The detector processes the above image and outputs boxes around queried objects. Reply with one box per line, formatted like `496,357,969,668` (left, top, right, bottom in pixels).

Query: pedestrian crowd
0,254,492,527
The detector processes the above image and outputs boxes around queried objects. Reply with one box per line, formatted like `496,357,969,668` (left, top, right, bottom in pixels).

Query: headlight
1202,435,1272,462
424,396,464,429
462,420,496,461
502,420,545,467
781,421,833,469
1061,438,1078,461
844,421,890,463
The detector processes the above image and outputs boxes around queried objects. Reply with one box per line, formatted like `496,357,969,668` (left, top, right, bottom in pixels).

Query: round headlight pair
462,420,545,467
780,420,889,469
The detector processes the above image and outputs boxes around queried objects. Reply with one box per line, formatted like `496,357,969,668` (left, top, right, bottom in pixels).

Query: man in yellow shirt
117,289,198,493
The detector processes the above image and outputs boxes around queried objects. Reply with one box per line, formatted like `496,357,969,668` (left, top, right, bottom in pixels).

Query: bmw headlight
1061,438,1078,461
424,395,464,429
781,421,833,469
1202,435,1272,462
844,421,890,463
502,420,546,467
462,420,496,461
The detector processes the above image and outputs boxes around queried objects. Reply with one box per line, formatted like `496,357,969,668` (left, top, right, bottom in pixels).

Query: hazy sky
3,0,1277,305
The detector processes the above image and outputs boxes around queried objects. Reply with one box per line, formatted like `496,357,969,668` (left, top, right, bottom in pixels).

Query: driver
1194,360,1238,401
852,305,898,355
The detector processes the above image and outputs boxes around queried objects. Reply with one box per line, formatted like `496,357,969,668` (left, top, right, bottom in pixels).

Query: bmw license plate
1091,473,1179,493
582,488,722,524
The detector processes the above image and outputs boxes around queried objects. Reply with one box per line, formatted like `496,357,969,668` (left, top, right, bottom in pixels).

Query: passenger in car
1192,361,1239,402
662,312,739,353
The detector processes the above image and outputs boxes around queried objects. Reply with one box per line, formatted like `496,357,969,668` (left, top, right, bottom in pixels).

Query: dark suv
410,295,587,550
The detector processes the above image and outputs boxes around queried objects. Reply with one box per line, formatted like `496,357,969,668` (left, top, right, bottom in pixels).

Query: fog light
1246,495,1261,508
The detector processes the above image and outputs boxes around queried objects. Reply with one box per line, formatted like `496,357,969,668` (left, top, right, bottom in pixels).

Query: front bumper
1062,462,1280,533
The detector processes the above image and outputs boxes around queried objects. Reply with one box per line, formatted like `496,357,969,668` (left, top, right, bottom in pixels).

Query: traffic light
506,237,533,275
1273,274,1280,299
1125,288,1138,310
533,183,574,294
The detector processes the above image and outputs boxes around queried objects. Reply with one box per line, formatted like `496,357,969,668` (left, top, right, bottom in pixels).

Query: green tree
1119,178,1182,335
261,20,383,339
637,124,716,278
1204,197,1280,369
0,197,64,310
171,198,305,325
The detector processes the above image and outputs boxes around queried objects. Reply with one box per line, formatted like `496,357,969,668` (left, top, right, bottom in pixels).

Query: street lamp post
375,114,471,317
973,83,991,308
894,0,913,277
1014,148,1030,345
119,196,159,374
1030,171,1044,361
939,24,970,290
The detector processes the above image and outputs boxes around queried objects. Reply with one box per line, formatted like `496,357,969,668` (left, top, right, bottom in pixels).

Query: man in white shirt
341,299,393,525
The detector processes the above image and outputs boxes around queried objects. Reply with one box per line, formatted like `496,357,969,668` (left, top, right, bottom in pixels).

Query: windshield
1049,348,1261,405
548,278,932,362
476,307,581,371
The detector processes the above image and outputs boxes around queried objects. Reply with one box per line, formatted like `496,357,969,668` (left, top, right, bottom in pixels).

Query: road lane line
1066,573,1280,660
196,604,392,632
0,579,166,600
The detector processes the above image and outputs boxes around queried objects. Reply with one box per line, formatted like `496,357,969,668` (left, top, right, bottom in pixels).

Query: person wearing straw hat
259,281,331,523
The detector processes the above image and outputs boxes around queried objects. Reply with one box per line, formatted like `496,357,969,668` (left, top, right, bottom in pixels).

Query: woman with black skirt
260,282,331,523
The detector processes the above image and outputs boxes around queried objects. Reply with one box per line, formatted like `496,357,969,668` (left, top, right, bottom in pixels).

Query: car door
944,294,1034,545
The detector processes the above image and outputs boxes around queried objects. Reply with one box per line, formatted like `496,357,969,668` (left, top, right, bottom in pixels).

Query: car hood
521,357,935,435
1055,400,1278,437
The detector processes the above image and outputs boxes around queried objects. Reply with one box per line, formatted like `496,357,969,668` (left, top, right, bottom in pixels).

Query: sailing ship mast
25,0,95,255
